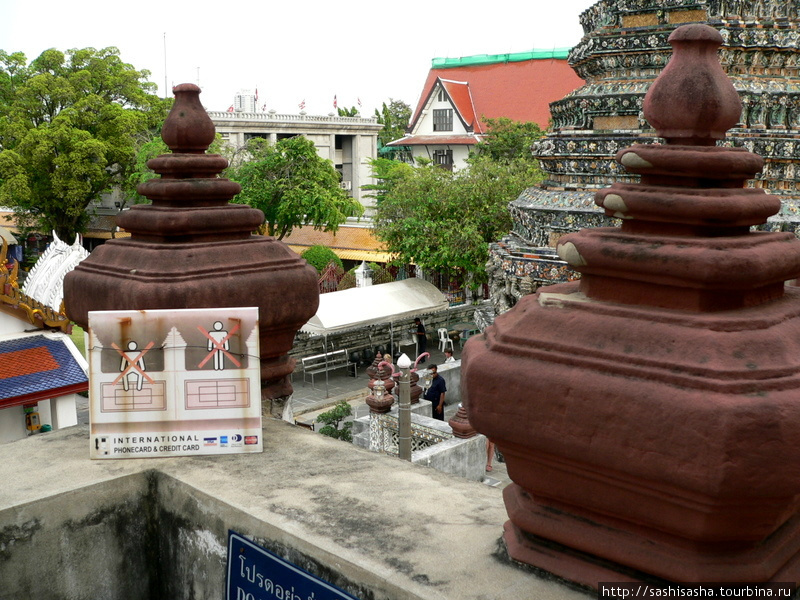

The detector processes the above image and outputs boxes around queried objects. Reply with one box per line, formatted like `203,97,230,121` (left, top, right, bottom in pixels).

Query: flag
357,97,362,107
299,99,306,110
227,105,234,113
255,87,259,101
261,104,266,111
333,95,338,109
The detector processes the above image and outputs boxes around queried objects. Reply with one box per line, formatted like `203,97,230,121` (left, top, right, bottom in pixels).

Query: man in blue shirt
423,364,447,420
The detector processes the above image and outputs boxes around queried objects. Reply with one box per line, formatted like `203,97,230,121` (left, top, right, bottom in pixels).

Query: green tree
373,156,543,283
373,117,546,282
226,136,363,240
472,117,544,162
301,245,342,273
337,106,359,117
316,399,353,442
375,99,411,148
362,158,414,204
0,47,169,240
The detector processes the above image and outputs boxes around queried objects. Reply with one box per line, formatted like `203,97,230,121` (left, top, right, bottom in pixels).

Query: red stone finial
554,23,800,312
366,352,382,380
448,403,476,438
643,24,742,145
161,84,216,153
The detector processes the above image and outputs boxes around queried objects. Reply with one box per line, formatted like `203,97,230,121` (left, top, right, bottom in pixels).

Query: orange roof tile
281,225,395,263
410,57,584,131
281,225,386,252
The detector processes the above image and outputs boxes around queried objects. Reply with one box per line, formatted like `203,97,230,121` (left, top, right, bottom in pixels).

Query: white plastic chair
438,328,454,352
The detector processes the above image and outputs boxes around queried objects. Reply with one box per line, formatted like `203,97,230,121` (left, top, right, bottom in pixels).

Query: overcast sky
0,0,596,115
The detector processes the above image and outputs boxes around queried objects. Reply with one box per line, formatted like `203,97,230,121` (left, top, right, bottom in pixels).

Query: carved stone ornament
64,84,319,399
447,403,476,439
464,24,800,585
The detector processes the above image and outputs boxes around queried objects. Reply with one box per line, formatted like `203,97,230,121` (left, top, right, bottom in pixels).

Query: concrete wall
0,405,26,444
0,469,154,599
415,433,487,482
0,420,586,600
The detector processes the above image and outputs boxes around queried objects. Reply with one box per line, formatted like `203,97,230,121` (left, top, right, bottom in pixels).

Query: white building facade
210,111,383,209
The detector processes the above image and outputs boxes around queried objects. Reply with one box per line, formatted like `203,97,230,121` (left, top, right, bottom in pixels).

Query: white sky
0,0,596,115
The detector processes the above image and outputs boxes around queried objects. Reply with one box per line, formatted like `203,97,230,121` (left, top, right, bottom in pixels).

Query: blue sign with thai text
226,531,360,600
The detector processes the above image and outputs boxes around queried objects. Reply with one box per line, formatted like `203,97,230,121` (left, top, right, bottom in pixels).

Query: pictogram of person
208,321,230,371
120,340,146,391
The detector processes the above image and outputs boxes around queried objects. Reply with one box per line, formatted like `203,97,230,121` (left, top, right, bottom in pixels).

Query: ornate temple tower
489,0,800,310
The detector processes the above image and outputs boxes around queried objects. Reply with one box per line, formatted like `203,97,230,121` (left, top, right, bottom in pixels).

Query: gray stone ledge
0,420,589,600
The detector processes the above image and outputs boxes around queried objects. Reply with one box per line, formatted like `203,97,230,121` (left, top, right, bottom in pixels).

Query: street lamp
396,352,412,461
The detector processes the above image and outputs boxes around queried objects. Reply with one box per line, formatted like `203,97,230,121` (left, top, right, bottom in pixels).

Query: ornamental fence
369,412,452,455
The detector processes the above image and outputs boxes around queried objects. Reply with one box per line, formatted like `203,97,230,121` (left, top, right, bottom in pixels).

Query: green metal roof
432,48,572,68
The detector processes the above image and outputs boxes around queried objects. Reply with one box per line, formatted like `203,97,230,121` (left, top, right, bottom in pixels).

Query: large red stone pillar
464,24,800,584
64,84,319,400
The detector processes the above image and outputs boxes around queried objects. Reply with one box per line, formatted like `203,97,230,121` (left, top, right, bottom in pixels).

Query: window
432,109,453,131
438,89,447,102
433,149,453,171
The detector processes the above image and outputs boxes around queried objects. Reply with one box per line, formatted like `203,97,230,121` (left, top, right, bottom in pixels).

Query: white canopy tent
301,278,449,336
299,279,450,397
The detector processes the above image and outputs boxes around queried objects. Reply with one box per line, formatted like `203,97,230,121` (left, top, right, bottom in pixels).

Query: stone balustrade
207,110,379,125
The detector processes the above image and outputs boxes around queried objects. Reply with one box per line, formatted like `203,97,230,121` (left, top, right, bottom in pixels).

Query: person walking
413,317,427,362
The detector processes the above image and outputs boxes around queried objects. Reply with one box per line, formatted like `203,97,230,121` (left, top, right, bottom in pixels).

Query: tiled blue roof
0,335,88,403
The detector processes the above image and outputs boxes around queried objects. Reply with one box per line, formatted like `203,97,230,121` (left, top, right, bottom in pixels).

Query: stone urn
464,25,800,584
448,404,476,439
365,379,394,415
64,84,319,399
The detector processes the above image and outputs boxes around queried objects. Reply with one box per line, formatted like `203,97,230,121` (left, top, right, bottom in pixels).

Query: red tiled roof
440,79,480,132
409,58,584,131
387,134,481,147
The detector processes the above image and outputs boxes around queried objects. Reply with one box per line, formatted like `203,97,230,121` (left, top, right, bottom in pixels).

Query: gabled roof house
389,49,584,170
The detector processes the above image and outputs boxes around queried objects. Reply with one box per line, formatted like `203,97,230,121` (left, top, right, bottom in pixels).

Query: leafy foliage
362,158,414,204
472,117,544,162
316,399,353,442
336,106,359,117
373,119,546,282
301,245,342,273
337,271,356,291
374,99,411,148
226,136,363,239
0,48,169,240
